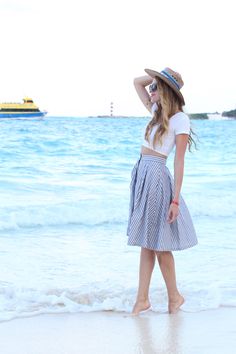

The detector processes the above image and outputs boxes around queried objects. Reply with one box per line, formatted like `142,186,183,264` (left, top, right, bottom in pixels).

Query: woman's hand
167,203,179,223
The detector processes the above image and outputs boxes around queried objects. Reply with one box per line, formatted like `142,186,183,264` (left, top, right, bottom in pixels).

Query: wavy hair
144,77,197,152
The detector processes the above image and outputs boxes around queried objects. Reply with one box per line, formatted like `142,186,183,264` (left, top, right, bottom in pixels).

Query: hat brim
144,68,185,105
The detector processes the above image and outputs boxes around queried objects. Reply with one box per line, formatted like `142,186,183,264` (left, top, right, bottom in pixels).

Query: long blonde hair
144,77,197,151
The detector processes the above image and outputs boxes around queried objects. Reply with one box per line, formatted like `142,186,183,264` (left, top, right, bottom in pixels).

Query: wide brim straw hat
144,67,185,105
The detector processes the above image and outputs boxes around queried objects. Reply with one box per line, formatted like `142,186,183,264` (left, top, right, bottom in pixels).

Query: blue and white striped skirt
126,154,198,251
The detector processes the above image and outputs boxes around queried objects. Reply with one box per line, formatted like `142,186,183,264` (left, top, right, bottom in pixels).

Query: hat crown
161,67,184,90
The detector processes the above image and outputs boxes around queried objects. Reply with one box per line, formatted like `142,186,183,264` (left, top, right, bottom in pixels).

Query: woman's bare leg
131,247,155,315
155,251,185,314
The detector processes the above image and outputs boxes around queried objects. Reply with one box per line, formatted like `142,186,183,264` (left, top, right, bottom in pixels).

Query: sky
0,0,235,116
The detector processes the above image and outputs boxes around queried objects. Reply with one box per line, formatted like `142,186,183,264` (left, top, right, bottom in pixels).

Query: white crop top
142,103,190,157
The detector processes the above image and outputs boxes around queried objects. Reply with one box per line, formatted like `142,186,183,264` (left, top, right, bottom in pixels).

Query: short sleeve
174,113,190,135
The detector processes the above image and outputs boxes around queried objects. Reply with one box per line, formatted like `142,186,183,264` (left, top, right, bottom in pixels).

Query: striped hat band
160,70,181,90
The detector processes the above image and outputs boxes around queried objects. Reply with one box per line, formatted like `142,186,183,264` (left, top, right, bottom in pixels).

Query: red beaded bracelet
171,200,179,206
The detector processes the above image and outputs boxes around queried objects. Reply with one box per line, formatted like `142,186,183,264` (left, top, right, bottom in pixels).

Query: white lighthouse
110,102,113,117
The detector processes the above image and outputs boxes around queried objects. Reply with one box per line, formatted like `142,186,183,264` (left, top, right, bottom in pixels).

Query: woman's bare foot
168,294,185,314
131,299,151,316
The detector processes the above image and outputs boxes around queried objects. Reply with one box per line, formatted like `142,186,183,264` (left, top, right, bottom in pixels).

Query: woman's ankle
136,297,150,304
136,297,150,303
168,290,182,301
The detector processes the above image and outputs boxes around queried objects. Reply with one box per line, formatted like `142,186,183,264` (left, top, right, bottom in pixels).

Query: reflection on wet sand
131,312,184,353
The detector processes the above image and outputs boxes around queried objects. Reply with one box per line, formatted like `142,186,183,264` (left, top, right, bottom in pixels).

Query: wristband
171,200,179,206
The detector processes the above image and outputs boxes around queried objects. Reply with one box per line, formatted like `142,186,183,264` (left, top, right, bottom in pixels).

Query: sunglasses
149,82,158,93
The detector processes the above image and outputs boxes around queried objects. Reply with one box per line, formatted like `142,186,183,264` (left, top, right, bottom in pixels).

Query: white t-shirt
142,103,190,157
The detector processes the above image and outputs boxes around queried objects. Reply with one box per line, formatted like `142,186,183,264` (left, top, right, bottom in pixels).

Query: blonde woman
126,67,198,315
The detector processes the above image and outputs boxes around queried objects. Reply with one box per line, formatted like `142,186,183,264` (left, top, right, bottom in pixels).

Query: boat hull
0,111,47,118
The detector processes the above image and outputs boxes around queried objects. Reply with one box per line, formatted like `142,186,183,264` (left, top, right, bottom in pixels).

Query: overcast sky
0,0,235,116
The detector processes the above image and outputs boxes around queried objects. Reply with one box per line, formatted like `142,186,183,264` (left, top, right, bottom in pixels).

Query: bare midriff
141,145,167,159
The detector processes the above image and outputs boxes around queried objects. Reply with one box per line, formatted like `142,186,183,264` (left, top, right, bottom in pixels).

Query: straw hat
144,67,185,105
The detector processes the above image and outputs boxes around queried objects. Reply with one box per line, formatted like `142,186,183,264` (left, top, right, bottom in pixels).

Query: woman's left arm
167,134,189,224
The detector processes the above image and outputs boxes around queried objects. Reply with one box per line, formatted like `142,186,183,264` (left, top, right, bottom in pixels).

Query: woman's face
149,79,160,103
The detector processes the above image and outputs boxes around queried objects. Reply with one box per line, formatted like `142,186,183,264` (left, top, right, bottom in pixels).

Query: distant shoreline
86,109,236,120
86,113,235,120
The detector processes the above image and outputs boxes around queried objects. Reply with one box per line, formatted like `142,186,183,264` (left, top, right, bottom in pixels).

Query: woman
126,67,198,315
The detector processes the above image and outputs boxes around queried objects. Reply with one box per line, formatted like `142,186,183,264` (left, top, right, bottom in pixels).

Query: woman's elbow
174,155,185,167
133,77,139,86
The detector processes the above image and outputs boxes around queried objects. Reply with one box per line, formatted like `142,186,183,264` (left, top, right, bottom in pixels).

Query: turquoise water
0,116,235,321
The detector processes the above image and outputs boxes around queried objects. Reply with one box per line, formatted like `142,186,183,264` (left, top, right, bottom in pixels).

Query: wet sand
0,308,235,354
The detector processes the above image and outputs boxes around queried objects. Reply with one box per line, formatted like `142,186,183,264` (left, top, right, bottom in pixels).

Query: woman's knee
155,251,172,261
141,247,155,258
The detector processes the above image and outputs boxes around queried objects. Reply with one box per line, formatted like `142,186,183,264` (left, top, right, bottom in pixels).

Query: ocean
0,115,235,322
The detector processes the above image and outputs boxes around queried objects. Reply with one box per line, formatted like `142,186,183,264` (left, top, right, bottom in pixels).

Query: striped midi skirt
126,154,198,251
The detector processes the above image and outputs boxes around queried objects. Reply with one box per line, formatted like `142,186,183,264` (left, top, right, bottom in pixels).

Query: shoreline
0,307,235,354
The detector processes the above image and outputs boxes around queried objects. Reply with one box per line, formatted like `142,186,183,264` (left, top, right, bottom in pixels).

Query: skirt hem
127,241,198,252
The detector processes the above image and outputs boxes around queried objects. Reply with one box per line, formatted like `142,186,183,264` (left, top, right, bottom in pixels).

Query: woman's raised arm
133,75,153,113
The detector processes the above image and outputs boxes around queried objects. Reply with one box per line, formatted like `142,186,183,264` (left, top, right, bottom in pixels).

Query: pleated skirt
126,154,198,251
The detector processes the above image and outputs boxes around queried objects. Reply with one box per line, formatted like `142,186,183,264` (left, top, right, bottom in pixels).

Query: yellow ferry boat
0,97,47,118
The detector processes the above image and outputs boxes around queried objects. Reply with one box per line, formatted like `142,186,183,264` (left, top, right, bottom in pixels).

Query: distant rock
188,113,208,119
222,109,236,118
